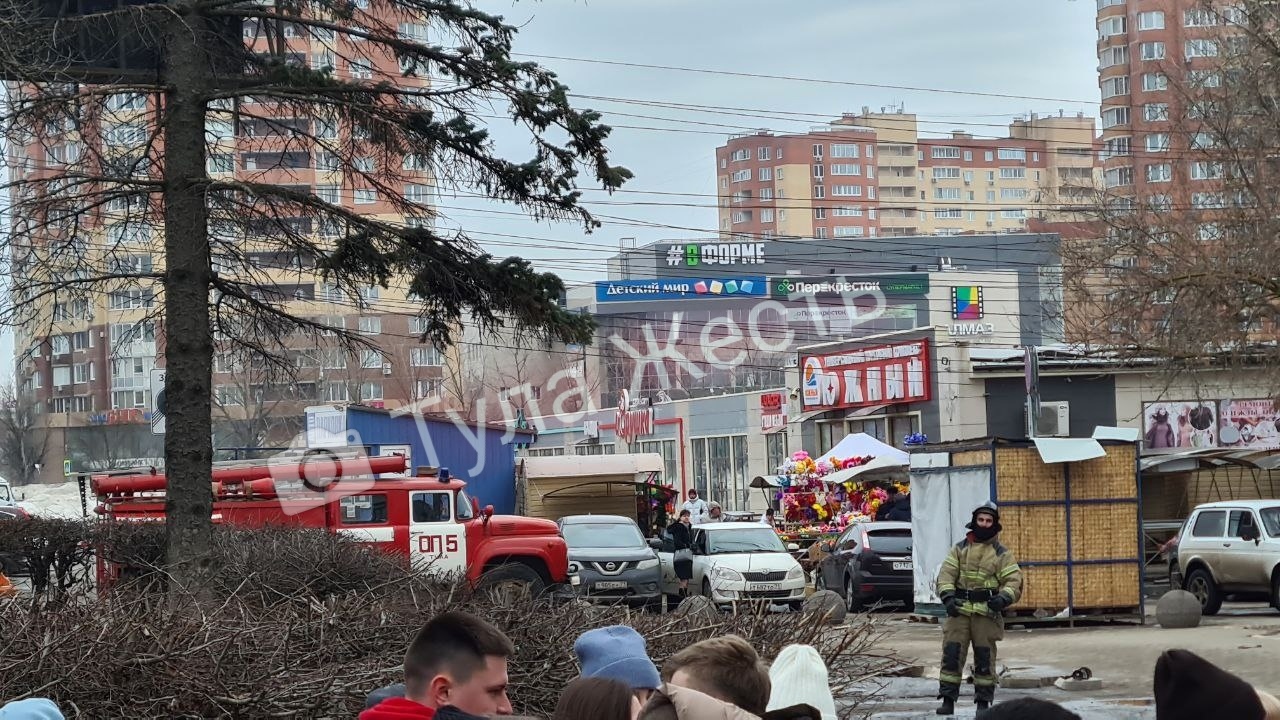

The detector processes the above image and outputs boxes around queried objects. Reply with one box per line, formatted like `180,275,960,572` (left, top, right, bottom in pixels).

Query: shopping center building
524,234,1066,510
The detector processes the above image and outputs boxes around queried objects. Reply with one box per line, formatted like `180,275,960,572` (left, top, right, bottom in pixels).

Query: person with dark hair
980,698,1081,719
361,611,516,719
934,503,1022,717
1154,649,1280,720
666,510,694,597
553,677,640,720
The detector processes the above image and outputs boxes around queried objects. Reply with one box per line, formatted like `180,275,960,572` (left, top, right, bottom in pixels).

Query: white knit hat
766,644,837,720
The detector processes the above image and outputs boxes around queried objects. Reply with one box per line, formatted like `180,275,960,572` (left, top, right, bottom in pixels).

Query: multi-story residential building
1096,0,1240,211
715,110,1099,240
8,17,449,482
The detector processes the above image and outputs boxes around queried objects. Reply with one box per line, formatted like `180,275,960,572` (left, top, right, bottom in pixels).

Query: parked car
0,479,14,507
559,515,662,611
1176,500,1280,615
813,520,914,611
656,522,805,609
0,505,30,577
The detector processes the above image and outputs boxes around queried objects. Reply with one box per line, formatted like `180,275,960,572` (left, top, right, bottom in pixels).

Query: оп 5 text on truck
89,452,577,595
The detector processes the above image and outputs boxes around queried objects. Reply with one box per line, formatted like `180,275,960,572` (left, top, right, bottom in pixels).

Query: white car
1175,500,1280,615
658,522,806,609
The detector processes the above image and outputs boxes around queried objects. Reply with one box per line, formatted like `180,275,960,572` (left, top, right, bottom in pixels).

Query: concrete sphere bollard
803,589,848,625
1156,589,1202,629
674,595,719,621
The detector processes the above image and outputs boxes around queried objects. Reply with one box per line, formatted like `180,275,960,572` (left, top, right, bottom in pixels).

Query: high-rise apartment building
7,16,449,482
1096,0,1241,208
715,110,1098,240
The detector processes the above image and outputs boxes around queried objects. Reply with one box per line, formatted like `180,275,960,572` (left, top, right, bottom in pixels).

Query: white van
0,479,13,507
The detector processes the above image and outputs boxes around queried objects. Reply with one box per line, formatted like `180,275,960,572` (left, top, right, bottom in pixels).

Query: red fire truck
90,452,577,593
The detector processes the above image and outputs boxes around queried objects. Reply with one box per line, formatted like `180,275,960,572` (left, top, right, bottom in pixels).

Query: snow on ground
13,481,93,519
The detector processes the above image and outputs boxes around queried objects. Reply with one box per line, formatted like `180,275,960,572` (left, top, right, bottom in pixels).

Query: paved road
855,601,1280,719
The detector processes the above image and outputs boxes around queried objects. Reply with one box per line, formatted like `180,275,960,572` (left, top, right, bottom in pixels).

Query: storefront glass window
709,436,733,508
692,437,709,500
765,432,788,476
639,439,679,488
890,415,920,447
731,435,750,510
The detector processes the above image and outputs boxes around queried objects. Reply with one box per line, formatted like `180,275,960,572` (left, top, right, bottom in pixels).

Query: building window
1185,39,1219,59
1190,161,1223,180
411,346,443,366
831,143,859,158
358,316,381,335
932,167,961,179
730,169,751,183
1101,76,1129,99
1184,8,1218,27
757,167,772,181
812,164,824,179
812,185,825,199
1098,16,1126,37
757,146,771,161
830,163,860,176
730,148,750,162
833,205,862,217
354,188,377,204
997,148,1026,161
833,226,864,237
999,167,1026,179
811,144,824,158
1142,73,1168,92
358,379,381,399
1137,11,1165,29
1143,103,1169,122
730,210,752,224
1190,132,1216,149
934,208,963,219
1140,41,1165,60
361,350,383,369
831,185,862,197
759,187,774,200
1145,133,1170,152
637,439,679,487
349,60,373,79
759,209,774,223
1145,163,1172,183
1099,45,1129,68
1104,166,1134,188
935,187,962,200
814,227,827,239
931,146,961,159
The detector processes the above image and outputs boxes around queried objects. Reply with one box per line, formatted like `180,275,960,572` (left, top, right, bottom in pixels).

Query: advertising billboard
800,340,931,412
595,276,768,303
770,274,930,300
1140,401,1217,450
1218,399,1280,449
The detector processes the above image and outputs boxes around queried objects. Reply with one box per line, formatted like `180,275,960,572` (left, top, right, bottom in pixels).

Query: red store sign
615,389,655,442
760,392,787,433
800,340,931,412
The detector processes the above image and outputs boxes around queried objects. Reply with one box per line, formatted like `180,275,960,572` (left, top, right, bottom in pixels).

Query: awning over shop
750,475,785,489
1033,437,1107,464
816,433,910,465
844,404,889,419
823,455,910,485
541,480,678,499
1140,447,1280,473
1093,426,1141,442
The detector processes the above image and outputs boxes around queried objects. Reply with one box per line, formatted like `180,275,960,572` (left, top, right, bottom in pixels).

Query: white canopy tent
816,433,910,466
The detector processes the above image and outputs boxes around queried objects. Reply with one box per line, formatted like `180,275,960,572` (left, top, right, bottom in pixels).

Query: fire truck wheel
477,563,546,605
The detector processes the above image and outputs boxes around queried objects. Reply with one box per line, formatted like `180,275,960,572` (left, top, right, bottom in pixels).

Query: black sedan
813,521,914,611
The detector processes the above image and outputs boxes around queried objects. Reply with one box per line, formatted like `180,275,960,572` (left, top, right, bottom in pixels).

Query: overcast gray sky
1,1,1100,385
446,0,1103,287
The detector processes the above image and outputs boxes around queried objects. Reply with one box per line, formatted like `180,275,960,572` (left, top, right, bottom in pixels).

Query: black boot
935,698,955,716
976,700,990,717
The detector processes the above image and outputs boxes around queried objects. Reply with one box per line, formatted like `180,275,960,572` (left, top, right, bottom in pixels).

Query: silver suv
1176,500,1280,615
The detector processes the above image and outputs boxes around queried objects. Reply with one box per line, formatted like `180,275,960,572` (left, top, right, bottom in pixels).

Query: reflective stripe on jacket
935,537,1023,616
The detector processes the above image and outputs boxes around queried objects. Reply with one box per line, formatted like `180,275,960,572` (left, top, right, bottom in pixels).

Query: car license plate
892,562,913,571
750,583,782,591
594,581,627,590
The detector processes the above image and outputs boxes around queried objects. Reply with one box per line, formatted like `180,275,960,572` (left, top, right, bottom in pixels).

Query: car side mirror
786,542,800,552
648,538,661,549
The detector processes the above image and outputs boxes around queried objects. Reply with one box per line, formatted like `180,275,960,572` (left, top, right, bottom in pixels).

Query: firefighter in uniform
934,503,1022,717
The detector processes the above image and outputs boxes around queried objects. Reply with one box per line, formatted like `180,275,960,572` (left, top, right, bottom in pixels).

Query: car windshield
562,522,645,549
0,485,10,503
707,527,787,554
1261,507,1280,537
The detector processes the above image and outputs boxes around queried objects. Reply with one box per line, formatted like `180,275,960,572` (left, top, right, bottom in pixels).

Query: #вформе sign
800,340,932,412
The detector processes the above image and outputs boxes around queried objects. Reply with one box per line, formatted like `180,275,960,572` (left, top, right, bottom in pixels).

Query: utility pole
1024,345,1040,438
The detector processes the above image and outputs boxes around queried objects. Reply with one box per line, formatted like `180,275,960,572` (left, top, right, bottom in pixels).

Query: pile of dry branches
0,526,897,718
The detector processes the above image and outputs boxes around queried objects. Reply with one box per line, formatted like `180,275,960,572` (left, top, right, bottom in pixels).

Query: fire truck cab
91,453,577,594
